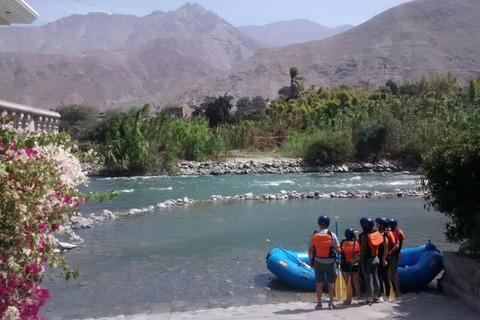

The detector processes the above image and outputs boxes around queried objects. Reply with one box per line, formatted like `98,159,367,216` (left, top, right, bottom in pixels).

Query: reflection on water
40,173,452,319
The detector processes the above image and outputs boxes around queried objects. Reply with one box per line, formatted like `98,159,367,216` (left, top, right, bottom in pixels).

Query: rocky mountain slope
1,0,479,110
238,19,353,46
0,3,262,109
155,0,480,105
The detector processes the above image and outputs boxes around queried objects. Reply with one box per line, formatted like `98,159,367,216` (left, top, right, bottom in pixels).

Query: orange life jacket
341,240,360,263
368,231,384,257
312,231,336,258
393,228,405,251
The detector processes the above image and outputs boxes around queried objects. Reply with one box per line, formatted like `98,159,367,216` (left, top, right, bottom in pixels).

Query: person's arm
308,240,314,266
333,234,341,254
388,232,400,255
353,234,367,262
382,233,388,266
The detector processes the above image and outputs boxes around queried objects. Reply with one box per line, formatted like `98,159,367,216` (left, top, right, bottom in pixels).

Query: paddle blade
390,282,396,300
335,268,348,301
344,281,353,305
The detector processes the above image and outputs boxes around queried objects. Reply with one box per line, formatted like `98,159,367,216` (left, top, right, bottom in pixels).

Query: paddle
266,239,313,270
343,231,358,305
334,217,347,301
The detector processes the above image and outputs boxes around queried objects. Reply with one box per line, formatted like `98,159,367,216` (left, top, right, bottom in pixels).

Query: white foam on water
350,176,362,181
388,180,417,186
150,186,173,191
254,179,296,187
120,189,135,193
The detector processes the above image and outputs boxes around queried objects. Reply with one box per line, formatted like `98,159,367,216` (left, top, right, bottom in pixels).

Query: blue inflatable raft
266,242,443,292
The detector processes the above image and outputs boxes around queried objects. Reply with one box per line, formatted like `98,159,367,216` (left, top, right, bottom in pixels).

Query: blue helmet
360,217,374,229
318,215,330,226
388,218,398,228
345,228,355,239
375,217,388,227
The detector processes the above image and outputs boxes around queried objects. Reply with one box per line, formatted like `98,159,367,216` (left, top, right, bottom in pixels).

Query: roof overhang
0,0,38,25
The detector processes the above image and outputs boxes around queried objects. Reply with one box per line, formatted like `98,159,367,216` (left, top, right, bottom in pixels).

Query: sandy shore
75,292,477,320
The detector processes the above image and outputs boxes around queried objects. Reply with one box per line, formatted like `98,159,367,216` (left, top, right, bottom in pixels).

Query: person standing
340,228,361,301
375,217,390,302
387,218,405,298
308,215,341,310
353,217,383,306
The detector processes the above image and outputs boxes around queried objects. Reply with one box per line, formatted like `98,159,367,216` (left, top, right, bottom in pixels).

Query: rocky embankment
177,159,416,175
65,187,426,231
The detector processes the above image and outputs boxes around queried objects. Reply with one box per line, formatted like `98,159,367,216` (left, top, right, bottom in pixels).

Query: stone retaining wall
439,251,480,313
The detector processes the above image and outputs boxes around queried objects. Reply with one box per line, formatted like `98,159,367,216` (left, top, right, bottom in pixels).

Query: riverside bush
421,127,480,254
0,116,116,319
303,130,353,164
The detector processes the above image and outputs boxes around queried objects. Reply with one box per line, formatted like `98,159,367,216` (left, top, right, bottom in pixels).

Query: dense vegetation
55,70,480,252
57,72,480,175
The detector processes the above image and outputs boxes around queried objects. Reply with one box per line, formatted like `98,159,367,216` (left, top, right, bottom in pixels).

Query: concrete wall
439,251,480,313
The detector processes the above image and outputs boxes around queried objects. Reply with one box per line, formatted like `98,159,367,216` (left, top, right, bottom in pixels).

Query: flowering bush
0,116,116,319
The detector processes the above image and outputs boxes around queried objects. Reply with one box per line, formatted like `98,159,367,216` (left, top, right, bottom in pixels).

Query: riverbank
81,156,418,177
73,292,477,320
177,158,417,176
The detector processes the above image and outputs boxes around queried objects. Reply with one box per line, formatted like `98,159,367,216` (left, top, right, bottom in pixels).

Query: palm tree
289,67,305,99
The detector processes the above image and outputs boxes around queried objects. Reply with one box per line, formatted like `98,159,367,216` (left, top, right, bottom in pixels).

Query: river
40,172,453,319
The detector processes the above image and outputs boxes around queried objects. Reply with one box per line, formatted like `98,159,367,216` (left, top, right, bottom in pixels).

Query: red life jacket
368,231,383,257
312,231,336,258
392,228,405,251
341,240,360,263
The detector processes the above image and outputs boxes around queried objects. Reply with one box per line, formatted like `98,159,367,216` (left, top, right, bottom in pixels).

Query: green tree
289,67,305,99
56,104,99,142
202,94,233,127
468,79,478,102
421,128,480,254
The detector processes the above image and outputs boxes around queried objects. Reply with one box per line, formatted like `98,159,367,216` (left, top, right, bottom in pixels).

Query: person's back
340,228,361,301
386,218,404,297
308,215,341,310
354,217,383,305
375,217,390,302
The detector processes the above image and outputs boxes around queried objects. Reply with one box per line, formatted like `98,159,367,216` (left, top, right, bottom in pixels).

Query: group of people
308,215,405,310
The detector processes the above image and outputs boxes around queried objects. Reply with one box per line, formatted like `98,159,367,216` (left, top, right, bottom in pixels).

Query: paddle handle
266,239,312,269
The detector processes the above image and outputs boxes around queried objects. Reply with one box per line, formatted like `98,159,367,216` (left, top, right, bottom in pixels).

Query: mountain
1,0,480,110
153,0,480,105
0,3,263,109
238,19,353,46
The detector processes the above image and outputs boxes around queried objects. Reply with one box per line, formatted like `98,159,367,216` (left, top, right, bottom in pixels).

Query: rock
58,242,77,250
211,166,224,175
70,216,94,229
101,210,115,219
349,187,361,196
244,192,254,200
183,197,189,203
307,192,315,198
128,208,142,215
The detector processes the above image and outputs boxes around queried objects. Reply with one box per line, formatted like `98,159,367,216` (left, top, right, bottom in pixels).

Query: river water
40,172,454,319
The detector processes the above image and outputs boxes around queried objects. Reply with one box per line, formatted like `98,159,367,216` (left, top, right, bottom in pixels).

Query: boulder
211,166,225,175
58,242,77,250
70,216,94,229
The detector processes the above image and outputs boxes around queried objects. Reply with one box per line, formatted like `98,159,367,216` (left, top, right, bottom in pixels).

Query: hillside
1,0,480,110
153,0,480,105
0,3,263,109
238,19,353,47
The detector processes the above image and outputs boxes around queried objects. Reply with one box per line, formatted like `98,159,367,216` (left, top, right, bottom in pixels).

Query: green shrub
303,131,353,164
421,128,480,254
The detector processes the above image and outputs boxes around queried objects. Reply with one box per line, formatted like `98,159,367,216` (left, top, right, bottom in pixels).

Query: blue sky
27,0,413,27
